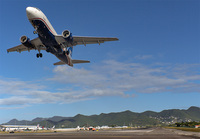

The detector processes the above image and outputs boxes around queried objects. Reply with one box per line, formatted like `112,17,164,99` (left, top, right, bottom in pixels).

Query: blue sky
0,0,200,124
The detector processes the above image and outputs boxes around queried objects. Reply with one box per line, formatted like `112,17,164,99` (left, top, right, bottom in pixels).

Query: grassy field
165,127,200,132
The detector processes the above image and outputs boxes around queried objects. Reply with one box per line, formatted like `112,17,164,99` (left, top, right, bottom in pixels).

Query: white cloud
0,78,127,107
134,55,153,60
0,60,199,108
0,79,45,95
0,105,29,110
51,60,200,94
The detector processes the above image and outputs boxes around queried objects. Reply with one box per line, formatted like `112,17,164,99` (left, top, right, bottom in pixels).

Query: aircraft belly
55,54,68,65
32,20,59,47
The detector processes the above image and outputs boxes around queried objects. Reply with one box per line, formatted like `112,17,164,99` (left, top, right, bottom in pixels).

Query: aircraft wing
73,36,119,46
55,35,118,47
7,37,46,53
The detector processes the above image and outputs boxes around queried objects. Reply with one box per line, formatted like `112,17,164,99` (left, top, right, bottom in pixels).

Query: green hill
3,106,200,128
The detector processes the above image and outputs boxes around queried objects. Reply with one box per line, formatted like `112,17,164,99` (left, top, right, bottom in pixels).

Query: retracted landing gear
36,53,43,58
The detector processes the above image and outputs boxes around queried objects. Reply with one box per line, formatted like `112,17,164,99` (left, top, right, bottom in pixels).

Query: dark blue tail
67,47,73,57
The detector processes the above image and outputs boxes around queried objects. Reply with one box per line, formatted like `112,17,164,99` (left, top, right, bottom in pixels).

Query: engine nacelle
62,30,73,42
20,36,33,48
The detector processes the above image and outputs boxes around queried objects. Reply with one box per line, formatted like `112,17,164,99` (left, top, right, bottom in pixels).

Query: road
0,127,200,139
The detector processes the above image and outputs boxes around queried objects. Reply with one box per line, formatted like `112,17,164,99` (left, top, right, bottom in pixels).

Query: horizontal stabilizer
53,61,66,65
72,59,90,64
53,60,90,66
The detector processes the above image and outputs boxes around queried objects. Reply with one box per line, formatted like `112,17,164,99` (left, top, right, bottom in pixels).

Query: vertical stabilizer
67,47,73,58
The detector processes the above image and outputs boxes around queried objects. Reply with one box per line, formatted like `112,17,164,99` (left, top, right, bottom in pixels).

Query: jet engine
62,30,73,42
20,35,33,48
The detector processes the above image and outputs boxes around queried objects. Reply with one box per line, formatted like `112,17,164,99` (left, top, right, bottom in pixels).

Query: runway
0,127,200,139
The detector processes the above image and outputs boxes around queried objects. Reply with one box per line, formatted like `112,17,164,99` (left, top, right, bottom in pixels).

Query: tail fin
67,47,73,58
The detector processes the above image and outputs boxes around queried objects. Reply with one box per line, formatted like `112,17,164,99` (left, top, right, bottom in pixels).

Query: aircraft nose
26,7,36,19
26,7,32,15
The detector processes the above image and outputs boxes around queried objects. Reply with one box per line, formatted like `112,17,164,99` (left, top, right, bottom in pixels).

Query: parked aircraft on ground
7,7,118,66
0,124,39,131
0,124,55,132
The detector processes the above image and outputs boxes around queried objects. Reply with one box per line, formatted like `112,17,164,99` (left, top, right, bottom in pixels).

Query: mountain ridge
3,106,200,127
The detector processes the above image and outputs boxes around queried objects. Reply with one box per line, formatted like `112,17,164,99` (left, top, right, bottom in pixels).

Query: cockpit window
34,7,41,11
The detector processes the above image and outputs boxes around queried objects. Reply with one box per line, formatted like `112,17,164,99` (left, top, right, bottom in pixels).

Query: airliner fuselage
26,7,72,65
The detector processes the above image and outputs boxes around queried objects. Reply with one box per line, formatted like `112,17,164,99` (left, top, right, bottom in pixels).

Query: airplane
1,124,40,132
7,7,119,67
